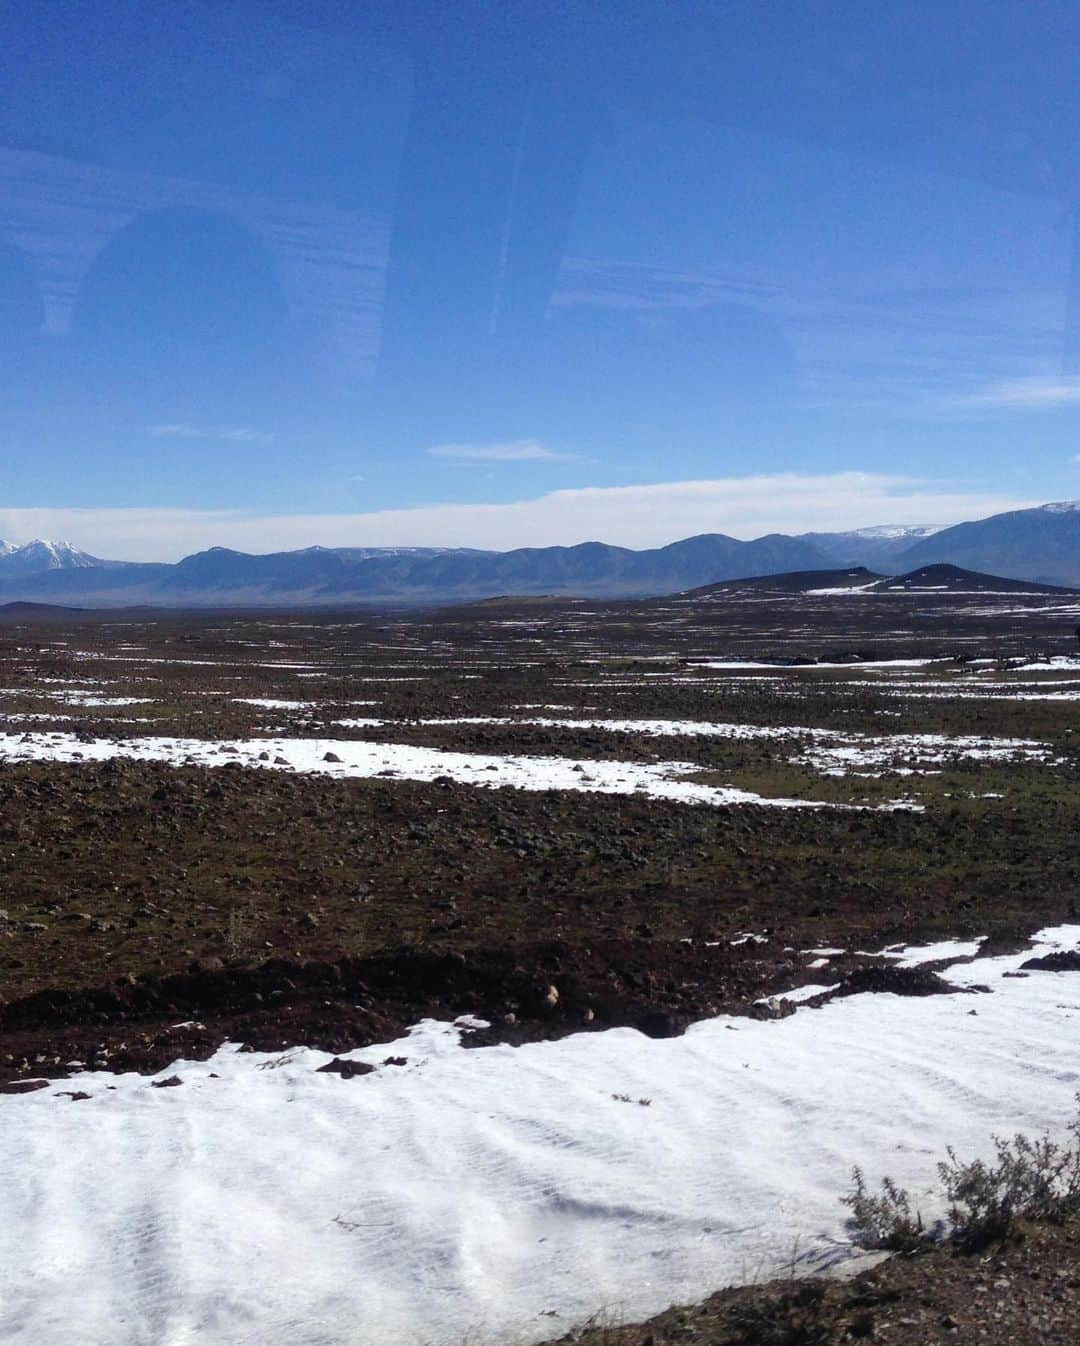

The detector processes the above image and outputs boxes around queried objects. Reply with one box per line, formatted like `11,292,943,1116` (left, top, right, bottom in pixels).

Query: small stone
323,751,343,763
317,1058,374,1079
299,912,320,931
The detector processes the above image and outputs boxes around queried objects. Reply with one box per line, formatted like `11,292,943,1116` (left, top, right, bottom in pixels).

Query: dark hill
871,563,1079,595
684,566,884,596
678,563,1078,601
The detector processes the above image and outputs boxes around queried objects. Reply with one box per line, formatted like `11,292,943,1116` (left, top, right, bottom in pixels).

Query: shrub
939,1114,1080,1250
841,1168,928,1252
844,1098,1080,1253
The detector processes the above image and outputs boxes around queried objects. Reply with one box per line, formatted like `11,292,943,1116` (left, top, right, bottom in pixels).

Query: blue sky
2,0,1080,558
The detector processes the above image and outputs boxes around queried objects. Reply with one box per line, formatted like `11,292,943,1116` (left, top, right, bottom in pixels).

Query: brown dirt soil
2,596,1080,1342
0,595,1079,1079
539,1219,1080,1345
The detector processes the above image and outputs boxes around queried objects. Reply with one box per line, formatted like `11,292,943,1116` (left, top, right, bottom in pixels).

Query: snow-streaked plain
0,731,867,810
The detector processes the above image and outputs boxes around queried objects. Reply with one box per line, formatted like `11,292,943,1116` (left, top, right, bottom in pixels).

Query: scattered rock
749,997,797,1021
316,1058,374,1079
634,1009,687,1039
831,965,959,998
1021,950,1080,972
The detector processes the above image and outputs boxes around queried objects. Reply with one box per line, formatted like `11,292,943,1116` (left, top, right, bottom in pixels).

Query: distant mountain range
0,500,1077,606
794,524,943,567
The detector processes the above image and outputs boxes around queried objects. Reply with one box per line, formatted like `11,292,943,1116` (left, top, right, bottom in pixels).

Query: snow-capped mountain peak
1040,500,1080,514
843,524,942,541
0,539,105,578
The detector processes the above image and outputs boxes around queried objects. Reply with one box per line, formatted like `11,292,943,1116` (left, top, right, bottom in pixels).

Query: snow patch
1,927,1078,1346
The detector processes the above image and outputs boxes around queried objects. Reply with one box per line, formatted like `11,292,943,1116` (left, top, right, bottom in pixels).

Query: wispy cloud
954,377,1080,410
427,439,576,463
148,423,276,444
0,475,1039,561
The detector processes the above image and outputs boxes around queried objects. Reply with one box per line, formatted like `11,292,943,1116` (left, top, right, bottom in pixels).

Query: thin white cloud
148,424,276,444
957,377,1080,410
0,474,1039,561
427,440,575,462
147,423,201,438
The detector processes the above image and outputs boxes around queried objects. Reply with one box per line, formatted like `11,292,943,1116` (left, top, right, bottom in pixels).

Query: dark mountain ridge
0,500,1075,605
0,534,835,606
898,502,1080,586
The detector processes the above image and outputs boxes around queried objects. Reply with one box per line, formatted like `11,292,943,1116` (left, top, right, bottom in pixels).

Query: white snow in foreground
0,731,832,810
2,928,1079,1346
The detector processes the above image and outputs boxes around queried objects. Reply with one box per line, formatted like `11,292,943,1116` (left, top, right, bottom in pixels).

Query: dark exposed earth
1,582,1079,1341
539,1217,1080,1346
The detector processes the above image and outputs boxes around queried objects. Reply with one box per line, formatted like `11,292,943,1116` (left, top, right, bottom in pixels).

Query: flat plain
1,580,1079,1344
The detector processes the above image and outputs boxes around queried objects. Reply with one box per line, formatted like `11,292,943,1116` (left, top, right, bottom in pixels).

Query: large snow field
1,928,1078,1346
0,731,884,810
0,715,1053,807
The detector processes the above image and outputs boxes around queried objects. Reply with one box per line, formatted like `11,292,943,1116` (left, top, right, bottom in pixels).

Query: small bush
842,1168,927,1252
939,1114,1080,1249
844,1099,1080,1253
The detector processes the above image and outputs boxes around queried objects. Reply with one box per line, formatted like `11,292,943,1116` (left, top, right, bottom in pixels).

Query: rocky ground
540,1218,1080,1345
1,587,1079,1338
